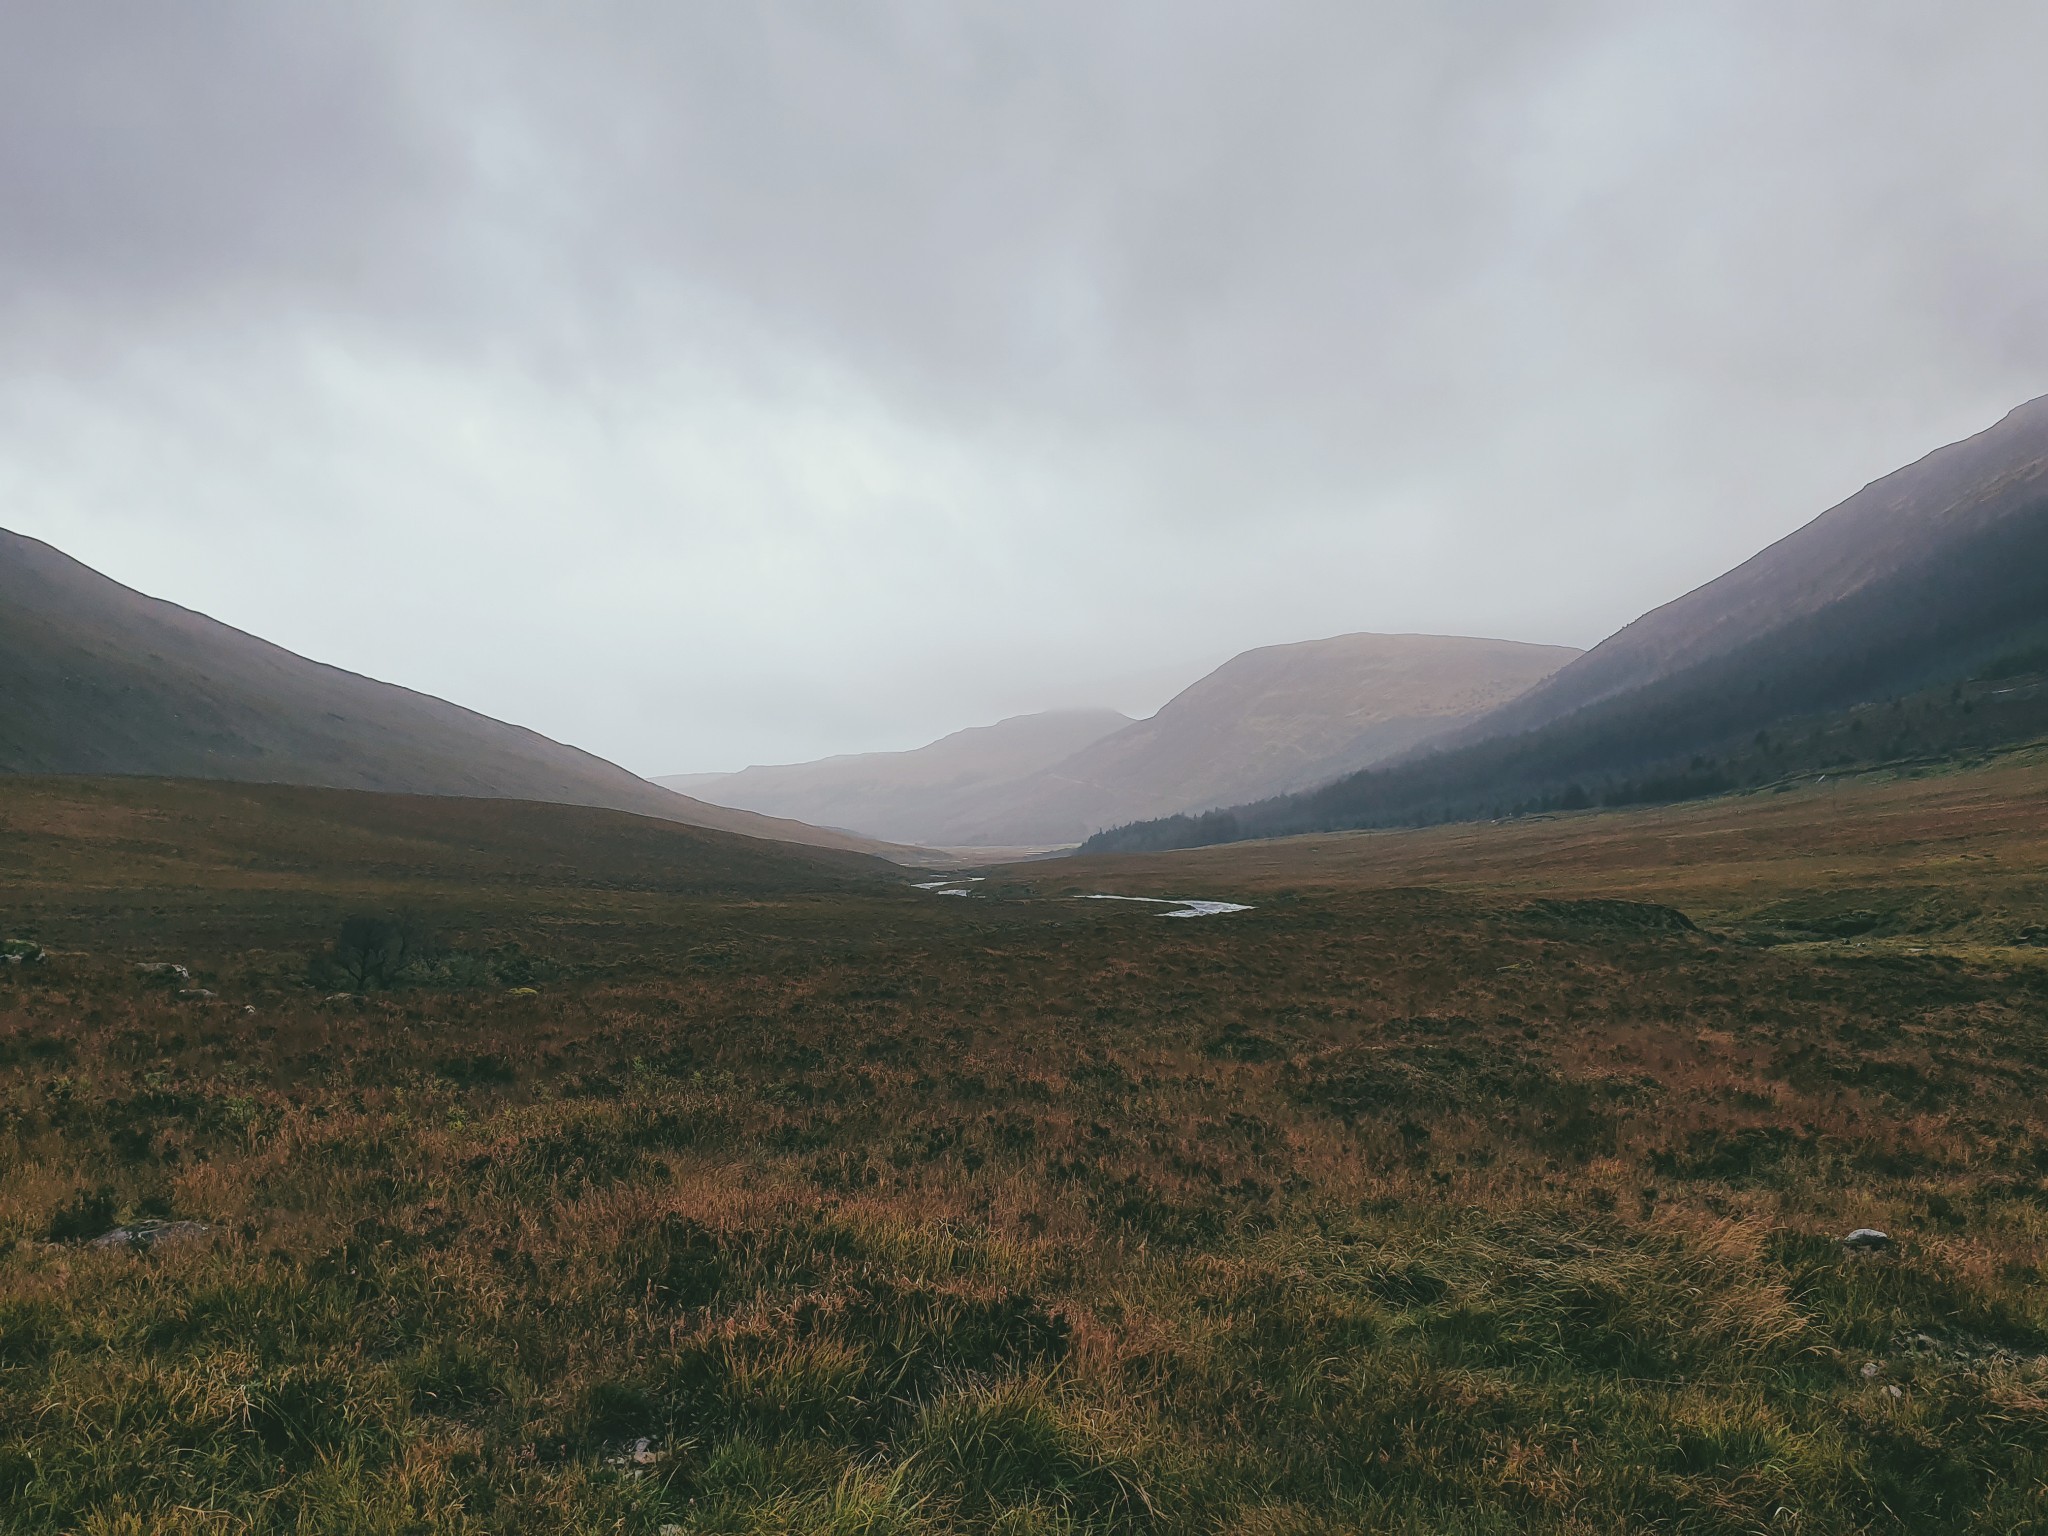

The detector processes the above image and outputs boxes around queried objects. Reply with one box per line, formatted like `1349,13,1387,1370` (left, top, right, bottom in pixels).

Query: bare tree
331,914,431,991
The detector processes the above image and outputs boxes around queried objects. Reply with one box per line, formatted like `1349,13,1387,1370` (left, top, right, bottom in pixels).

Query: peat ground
2,769,2046,1532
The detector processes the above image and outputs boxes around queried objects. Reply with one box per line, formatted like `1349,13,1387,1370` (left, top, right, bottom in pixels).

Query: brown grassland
2,758,2047,1533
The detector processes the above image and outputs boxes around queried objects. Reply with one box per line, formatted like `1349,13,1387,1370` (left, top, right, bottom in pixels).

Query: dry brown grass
1,769,2045,1531
1040,746,2048,923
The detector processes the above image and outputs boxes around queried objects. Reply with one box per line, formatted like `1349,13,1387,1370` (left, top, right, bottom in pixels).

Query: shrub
45,1185,118,1243
320,914,432,991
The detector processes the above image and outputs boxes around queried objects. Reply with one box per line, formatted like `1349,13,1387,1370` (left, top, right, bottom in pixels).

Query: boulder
87,1220,211,1253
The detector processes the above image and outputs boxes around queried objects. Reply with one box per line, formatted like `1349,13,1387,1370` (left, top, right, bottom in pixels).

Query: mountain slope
656,708,1132,845
1086,395,2048,851
0,775,890,907
674,634,1578,847
1463,392,2048,745
989,633,1581,843
959,633,1580,846
0,528,912,860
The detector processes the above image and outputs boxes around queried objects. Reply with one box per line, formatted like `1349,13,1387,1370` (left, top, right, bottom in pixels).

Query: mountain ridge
671,632,1580,847
1450,392,2048,748
656,708,1133,844
0,527,924,862
957,632,1581,845
1085,394,2048,852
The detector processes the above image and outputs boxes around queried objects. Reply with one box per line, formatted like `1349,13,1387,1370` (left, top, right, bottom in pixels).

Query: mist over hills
25,387,2048,866
958,633,1581,845
655,708,1132,846
1087,395,2048,853
1451,394,2048,746
0,528,909,861
673,633,1579,847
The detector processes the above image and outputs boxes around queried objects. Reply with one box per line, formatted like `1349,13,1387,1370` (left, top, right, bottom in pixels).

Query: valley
4,762,2045,1532
668,635,1580,849
11,16,2048,1533
4,382,2048,1536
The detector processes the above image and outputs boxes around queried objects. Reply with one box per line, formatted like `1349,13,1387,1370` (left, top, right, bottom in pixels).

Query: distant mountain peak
668,633,1578,847
1086,394,2048,852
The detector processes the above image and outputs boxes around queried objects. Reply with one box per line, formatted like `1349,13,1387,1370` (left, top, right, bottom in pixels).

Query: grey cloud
2,4,2046,772
0,5,455,334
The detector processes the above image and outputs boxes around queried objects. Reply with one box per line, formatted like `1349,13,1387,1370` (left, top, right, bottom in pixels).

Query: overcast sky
4,3,2046,774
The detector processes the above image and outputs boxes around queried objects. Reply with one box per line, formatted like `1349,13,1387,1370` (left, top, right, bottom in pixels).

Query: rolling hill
1086,394,2048,851
0,528,917,861
671,633,1579,847
656,707,1133,846
0,775,888,914
961,633,1581,845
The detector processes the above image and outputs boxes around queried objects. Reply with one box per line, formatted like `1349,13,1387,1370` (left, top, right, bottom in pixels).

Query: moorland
3,761,2047,1532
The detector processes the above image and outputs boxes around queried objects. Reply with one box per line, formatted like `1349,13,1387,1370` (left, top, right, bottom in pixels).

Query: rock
176,988,216,1001
1842,1228,1891,1252
1885,1384,1904,1400
136,962,190,982
243,1004,259,1015
1,940,44,964
1860,1361,1883,1379
87,1220,211,1252
603,1436,664,1474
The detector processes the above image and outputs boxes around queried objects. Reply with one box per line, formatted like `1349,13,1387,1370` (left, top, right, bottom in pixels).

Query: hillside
675,634,1578,848
656,707,1132,845
953,633,1579,845
0,777,891,957
0,528,915,861
1463,392,2048,743
1088,396,2048,851
1056,743,2048,932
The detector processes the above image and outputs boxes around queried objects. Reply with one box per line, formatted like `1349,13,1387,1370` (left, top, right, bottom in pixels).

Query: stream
909,879,1251,918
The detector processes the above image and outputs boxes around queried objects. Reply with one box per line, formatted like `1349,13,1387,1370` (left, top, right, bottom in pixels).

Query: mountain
961,633,1581,845
1452,393,2048,745
1086,394,2048,852
655,708,1133,846
672,634,1579,847
0,527,917,861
